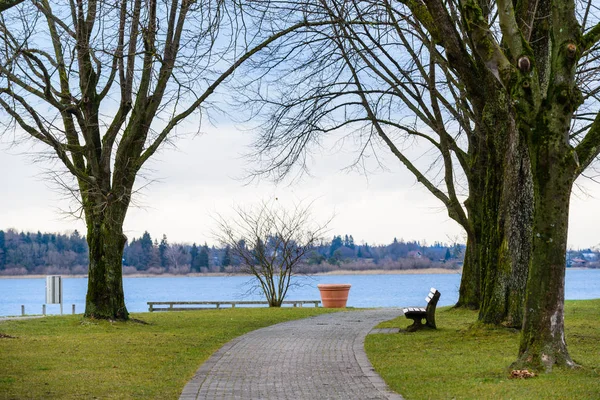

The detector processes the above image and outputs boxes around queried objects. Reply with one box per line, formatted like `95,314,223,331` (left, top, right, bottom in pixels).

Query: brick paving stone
180,309,404,400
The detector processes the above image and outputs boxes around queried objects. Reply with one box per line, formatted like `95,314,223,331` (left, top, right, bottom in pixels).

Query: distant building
407,250,422,259
582,253,598,261
569,258,587,267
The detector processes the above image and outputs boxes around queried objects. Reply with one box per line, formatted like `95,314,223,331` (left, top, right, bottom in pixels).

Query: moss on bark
467,78,532,327
456,232,480,309
83,198,129,321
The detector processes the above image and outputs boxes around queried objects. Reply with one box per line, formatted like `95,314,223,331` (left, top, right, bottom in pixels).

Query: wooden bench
147,300,321,312
402,288,441,332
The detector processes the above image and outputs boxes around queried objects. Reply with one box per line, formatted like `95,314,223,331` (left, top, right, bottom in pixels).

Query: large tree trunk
456,231,480,309
464,84,532,327
84,201,129,320
479,103,532,328
498,125,533,328
515,119,578,371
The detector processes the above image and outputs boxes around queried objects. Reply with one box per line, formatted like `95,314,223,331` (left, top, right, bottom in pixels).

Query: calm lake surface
1,269,599,317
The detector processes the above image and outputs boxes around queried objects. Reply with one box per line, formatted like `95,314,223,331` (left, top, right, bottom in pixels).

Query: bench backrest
425,288,441,328
425,287,439,304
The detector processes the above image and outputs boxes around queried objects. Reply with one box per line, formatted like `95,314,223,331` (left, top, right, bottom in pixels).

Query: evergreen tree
159,235,169,268
55,235,66,252
69,230,87,254
363,243,371,258
190,244,200,272
330,235,343,256
222,245,232,269
139,231,154,269
444,248,452,261
0,230,5,270
343,234,355,249
198,244,209,268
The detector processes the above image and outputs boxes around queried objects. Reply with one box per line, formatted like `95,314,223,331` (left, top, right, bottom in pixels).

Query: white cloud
1,125,598,249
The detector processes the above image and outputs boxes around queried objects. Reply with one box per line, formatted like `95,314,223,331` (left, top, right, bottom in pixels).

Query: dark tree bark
516,135,577,370
85,212,129,319
475,85,533,327
0,0,23,12
455,232,480,309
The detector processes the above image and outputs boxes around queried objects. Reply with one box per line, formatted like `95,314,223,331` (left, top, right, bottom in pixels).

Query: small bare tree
214,200,331,307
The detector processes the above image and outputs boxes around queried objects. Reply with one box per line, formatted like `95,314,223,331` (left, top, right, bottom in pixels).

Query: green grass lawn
366,299,600,400
0,307,336,399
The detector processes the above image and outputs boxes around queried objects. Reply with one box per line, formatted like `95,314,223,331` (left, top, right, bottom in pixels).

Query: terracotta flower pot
317,284,351,308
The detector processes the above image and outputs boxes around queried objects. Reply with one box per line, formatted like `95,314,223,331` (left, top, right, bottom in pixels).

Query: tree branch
138,19,337,168
496,0,524,58
421,0,484,95
582,22,600,53
0,0,24,13
459,0,512,84
335,28,470,231
575,111,600,174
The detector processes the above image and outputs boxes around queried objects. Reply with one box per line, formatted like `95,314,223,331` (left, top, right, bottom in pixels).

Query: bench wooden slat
147,300,320,305
147,300,321,311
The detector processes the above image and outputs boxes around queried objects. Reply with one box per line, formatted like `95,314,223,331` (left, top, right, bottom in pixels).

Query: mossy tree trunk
82,175,133,319
515,134,577,370
85,210,129,320
514,51,583,369
391,1,535,325
456,231,480,309
453,72,532,327
497,132,532,328
477,91,532,327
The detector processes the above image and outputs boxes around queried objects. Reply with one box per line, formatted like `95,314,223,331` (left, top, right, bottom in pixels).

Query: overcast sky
1,123,599,249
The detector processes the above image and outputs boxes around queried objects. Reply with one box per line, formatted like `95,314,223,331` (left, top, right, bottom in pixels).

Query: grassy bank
366,299,600,399
0,308,335,399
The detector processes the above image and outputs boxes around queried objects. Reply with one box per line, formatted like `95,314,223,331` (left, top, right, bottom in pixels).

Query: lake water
1,269,599,317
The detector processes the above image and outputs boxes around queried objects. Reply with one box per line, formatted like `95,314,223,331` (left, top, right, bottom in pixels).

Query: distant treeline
0,229,88,276
121,233,465,275
1,228,595,276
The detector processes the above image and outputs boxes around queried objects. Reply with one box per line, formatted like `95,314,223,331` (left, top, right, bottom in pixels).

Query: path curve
180,309,404,400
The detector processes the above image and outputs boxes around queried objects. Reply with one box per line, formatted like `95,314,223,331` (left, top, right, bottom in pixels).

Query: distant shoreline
2,267,595,280
0,268,462,279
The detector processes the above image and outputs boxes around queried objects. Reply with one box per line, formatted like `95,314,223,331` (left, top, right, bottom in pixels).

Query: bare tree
235,0,600,371
0,1,332,320
214,200,331,307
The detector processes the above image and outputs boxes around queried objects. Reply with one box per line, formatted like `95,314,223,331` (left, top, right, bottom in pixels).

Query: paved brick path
180,309,404,400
